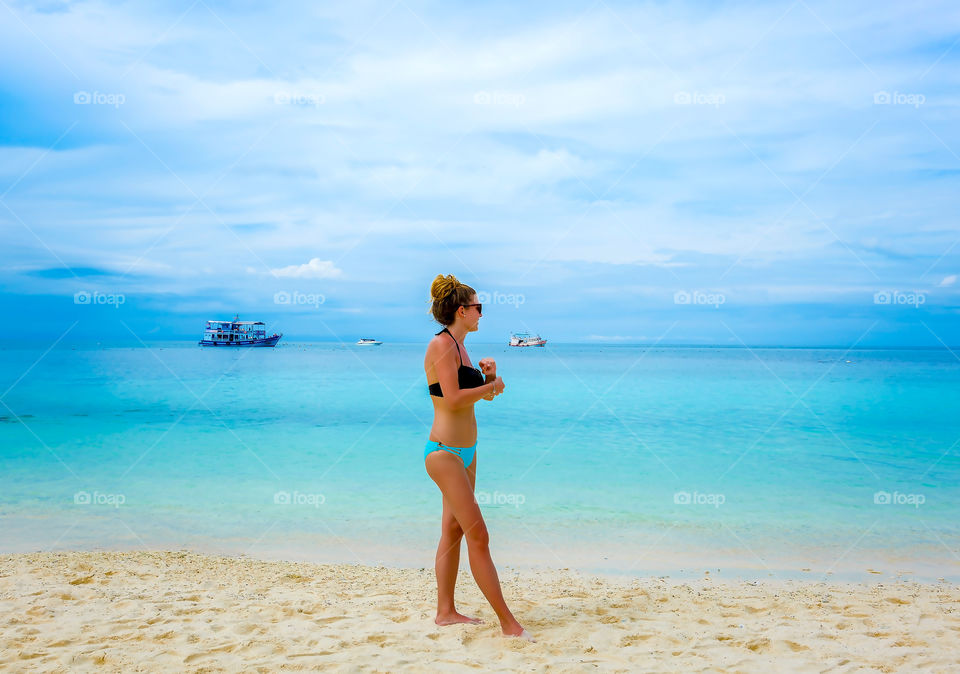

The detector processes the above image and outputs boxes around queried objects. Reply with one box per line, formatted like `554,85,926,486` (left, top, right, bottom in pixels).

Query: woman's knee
442,519,464,540
463,520,489,549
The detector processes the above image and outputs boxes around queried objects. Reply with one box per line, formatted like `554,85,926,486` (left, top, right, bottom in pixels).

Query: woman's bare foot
434,611,484,626
501,622,536,641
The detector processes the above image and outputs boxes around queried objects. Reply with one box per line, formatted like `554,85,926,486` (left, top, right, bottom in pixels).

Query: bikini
425,326,485,466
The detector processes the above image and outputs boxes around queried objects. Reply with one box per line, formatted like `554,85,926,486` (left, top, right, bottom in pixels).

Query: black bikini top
428,327,485,397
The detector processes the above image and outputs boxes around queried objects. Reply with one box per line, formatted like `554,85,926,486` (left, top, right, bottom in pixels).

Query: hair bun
428,274,476,325
430,274,460,302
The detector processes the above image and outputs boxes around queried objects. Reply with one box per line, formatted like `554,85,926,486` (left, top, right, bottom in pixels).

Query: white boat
509,332,547,347
199,315,281,347
356,338,383,346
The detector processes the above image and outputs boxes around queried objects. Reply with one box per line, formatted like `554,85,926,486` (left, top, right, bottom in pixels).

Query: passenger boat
356,338,383,346
509,331,547,347
199,315,282,347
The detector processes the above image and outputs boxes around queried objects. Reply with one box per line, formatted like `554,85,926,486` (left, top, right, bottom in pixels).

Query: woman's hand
479,358,497,378
483,376,505,401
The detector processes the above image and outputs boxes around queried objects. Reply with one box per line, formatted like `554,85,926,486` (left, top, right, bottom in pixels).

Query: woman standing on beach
423,274,535,641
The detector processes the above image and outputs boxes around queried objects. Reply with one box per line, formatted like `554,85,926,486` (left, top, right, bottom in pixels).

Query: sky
1,0,959,346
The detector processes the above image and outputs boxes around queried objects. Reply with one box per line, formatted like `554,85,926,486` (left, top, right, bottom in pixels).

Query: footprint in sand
619,634,653,647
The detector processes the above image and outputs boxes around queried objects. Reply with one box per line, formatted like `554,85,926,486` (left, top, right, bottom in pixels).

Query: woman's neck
445,324,468,343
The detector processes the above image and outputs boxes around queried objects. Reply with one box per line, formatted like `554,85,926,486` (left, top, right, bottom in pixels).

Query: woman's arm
432,341,499,410
455,381,499,409
479,358,498,401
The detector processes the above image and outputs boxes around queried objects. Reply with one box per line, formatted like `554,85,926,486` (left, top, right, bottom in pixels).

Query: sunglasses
462,303,482,315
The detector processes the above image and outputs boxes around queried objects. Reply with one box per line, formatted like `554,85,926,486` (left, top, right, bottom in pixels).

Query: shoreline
2,549,959,672
4,530,958,585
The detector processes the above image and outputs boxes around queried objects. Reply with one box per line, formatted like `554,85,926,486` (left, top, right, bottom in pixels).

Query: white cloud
939,274,957,287
271,258,342,279
270,257,343,279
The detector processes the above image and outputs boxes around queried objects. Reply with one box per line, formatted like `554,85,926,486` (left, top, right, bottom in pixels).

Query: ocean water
1,341,958,582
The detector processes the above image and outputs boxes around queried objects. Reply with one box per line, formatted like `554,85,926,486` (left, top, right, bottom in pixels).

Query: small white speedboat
356,338,383,346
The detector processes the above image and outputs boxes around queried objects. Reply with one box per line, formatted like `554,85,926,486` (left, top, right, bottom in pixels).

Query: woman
423,274,535,642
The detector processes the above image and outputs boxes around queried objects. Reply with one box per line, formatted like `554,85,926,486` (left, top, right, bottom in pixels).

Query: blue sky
1,0,959,346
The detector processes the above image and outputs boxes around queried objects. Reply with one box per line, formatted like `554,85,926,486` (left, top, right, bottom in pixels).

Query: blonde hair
429,274,476,326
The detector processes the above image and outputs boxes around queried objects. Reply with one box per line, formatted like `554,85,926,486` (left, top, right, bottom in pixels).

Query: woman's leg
425,451,524,635
434,453,478,623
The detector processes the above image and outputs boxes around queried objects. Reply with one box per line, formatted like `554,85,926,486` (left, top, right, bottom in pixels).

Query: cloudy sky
1,0,958,345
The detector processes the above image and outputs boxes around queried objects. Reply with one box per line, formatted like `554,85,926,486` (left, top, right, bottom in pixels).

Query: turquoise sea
2,341,958,582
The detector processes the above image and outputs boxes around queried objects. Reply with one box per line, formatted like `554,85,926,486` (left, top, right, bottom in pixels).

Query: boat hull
198,335,282,347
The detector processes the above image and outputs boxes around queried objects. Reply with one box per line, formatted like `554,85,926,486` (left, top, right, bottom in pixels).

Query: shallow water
1,341,958,582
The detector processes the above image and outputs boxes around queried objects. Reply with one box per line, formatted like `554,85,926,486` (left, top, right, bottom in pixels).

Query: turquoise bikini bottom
424,439,477,467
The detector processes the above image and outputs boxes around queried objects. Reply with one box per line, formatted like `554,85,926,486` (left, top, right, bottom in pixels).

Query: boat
356,338,383,346
199,315,282,347
509,331,547,347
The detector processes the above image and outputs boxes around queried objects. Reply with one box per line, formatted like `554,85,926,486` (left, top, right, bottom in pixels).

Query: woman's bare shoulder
426,332,455,358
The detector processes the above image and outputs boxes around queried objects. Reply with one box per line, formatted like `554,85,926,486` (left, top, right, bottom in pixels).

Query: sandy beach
1,550,958,672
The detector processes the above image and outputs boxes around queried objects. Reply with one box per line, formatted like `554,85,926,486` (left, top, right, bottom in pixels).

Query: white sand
1,550,959,672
